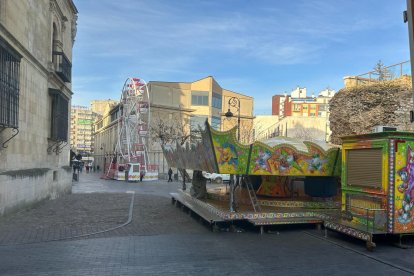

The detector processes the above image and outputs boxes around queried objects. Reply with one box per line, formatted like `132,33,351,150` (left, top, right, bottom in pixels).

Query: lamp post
224,96,241,213
224,97,241,141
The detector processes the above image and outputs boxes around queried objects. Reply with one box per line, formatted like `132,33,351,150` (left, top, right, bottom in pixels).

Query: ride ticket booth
324,131,414,250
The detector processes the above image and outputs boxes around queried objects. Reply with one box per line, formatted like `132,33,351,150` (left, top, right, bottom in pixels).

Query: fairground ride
106,77,158,181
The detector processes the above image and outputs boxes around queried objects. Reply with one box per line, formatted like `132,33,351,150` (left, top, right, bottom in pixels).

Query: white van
204,173,230,184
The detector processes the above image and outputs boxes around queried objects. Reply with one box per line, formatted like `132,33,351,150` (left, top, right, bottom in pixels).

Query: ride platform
171,186,340,230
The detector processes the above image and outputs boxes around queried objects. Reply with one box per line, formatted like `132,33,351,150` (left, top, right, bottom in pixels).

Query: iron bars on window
0,37,21,129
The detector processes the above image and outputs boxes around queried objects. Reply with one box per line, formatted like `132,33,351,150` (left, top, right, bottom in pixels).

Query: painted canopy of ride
162,122,341,177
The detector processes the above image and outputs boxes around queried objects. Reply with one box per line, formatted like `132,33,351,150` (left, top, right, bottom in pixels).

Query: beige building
94,76,254,175
0,0,77,215
70,106,94,156
91,99,117,118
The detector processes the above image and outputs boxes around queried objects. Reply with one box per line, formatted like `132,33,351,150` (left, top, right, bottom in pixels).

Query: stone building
0,0,78,215
93,76,254,176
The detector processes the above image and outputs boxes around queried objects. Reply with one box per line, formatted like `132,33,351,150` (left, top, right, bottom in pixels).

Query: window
211,116,221,130
318,104,327,111
212,92,222,109
0,37,21,128
97,121,103,130
293,104,301,112
191,91,209,106
110,111,118,122
190,115,208,132
49,89,69,141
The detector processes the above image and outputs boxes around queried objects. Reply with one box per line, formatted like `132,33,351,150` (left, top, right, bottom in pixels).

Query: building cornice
150,104,195,113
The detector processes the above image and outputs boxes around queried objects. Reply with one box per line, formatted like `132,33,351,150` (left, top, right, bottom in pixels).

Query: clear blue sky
72,0,410,115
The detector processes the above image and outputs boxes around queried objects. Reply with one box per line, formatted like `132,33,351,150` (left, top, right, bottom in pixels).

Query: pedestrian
140,170,145,182
97,165,100,172
168,168,173,182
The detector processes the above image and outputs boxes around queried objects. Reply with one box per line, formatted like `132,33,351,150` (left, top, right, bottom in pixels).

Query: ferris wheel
116,77,151,171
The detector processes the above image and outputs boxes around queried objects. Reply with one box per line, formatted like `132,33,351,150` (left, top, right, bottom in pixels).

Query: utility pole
406,0,414,121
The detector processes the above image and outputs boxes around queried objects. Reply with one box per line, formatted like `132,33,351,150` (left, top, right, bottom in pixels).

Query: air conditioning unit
371,126,397,133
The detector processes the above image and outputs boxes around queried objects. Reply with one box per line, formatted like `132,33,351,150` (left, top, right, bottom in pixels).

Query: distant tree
372,60,392,81
150,109,202,147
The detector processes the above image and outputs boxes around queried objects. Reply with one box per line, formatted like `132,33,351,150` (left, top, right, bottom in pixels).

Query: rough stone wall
0,168,72,215
329,76,414,144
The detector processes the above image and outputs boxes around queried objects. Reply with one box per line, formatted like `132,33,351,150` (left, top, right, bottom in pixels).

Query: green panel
77,119,92,125
210,127,250,174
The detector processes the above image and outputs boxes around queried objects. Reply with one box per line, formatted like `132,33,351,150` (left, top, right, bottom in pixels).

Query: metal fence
354,60,410,86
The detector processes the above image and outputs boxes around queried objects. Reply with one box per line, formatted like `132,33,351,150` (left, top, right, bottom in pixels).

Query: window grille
0,37,21,128
49,89,69,141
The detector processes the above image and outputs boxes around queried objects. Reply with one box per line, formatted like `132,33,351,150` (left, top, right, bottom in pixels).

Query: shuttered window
49,89,69,141
346,148,383,188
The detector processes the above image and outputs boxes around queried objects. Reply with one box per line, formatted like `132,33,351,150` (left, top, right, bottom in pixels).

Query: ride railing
338,204,387,233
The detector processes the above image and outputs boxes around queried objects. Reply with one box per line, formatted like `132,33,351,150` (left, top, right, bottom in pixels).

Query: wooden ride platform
171,189,339,228
170,192,225,225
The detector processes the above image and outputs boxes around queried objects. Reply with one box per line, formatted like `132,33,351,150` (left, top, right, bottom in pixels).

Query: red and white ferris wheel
116,77,151,172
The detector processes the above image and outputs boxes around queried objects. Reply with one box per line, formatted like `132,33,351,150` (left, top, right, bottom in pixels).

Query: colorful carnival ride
164,121,414,250
105,77,158,181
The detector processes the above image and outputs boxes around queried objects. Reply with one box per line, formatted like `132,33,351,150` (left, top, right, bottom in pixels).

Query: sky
72,0,410,115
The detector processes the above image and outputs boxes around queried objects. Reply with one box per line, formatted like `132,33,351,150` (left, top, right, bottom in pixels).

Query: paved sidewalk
0,172,414,275
0,173,203,245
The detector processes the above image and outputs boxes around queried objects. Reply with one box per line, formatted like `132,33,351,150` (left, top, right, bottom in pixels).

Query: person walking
168,168,173,182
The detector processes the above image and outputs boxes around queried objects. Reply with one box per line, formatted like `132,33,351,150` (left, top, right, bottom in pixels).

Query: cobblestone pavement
0,173,413,275
0,232,413,275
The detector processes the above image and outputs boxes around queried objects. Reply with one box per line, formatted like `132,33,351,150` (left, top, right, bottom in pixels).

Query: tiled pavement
0,172,413,275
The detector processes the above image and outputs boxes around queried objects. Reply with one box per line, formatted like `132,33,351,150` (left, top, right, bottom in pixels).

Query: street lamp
224,97,241,141
224,96,241,213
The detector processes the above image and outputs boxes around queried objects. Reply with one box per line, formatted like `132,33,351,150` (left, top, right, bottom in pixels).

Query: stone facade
0,0,78,215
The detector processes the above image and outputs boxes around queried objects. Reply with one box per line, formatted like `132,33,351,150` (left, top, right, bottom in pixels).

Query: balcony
53,51,72,83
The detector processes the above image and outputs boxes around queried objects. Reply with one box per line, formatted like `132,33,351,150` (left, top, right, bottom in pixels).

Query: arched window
52,23,58,62
51,21,71,83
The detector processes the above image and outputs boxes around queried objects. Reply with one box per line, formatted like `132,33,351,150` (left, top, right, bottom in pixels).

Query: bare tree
239,119,254,144
290,124,323,141
372,60,392,81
